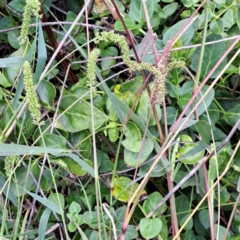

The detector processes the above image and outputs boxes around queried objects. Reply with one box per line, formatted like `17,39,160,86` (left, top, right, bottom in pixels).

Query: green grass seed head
23,61,41,124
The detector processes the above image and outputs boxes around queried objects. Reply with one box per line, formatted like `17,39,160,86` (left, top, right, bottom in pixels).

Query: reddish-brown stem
171,35,240,134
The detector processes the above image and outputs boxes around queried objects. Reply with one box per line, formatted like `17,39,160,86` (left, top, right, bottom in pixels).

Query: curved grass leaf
39,208,51,240
0,143,70,156
18,186,62,214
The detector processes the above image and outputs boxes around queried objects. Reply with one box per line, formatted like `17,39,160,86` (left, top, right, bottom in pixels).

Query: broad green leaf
70,86,92,100
116,225,138,240
138,157,167,177
199,209,217,229
0,143,70,156
69,201,81,214
33,119,68,145
218,185,230,203
115,206,127,223
213,0,226,5
181,0,200,7
190,34,227,79
194,120,211,144
161,3,178,17
170,117,198,132
215,89,237,111
37,80,56,105
122,122,142,152
120,76,144,94
124,137,154,167
164,106,177,125
177,135,205,164
128,0,154,23
59,153,95,177
101,58,116,75
48,192,65,210
163,18,195,46
0,175,18,206
42,134,66,149
108,127,119,143
68,130,92,158
182,230,196,239
180,214,193,230
166,81,179,99
39,208,51,240
222,8,236,28
98,150,114,173
143,192,167,217
159,216,168,239
2,48,25,84
174,170,196,189
176,195,193,230
214,224,229,240
194,211,212,236
136,90,161,126
202,102,220,125
0,17,15,42
57,95,107,132
140,218,162,239
84,211,98,227
8,30,20,49
114,17,140,31
112,176,147,202
8,0,26,12
0,71,12,88
180,81,215,118
68,221,76,232
63,157,93,177
210,19,224,34
224,104,240,130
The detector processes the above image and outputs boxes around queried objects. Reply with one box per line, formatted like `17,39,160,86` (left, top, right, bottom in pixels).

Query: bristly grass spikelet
4,156,19,177
20,0,41,45
95,31,185,104
87,49,100,88
23,61,42,124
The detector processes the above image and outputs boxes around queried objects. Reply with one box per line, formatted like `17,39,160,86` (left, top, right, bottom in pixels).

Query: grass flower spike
20,0,41,44
4,156,19,177
95,31,185,104
23,61,41,124
87,49,100,87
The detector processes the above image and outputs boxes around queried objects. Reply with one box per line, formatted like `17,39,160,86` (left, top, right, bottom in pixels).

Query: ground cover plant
0,0,240,239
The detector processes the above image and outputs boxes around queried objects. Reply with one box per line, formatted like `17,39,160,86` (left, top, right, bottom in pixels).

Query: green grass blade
39,208,51,240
